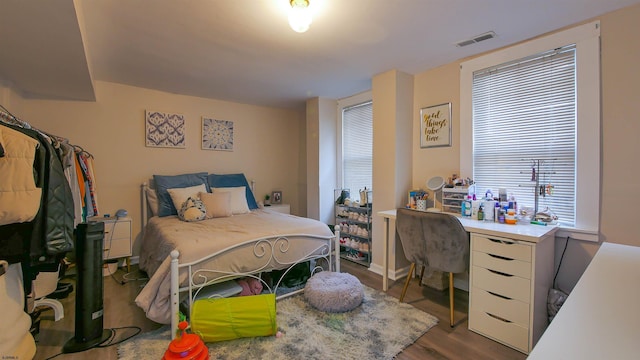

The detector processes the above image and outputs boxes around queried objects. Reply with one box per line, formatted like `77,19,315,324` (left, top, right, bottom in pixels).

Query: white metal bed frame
140,183,341,339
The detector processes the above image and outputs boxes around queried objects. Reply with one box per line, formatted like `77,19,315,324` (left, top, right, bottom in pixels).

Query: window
339,98,373,197
472,45,576,226
460,21,600,241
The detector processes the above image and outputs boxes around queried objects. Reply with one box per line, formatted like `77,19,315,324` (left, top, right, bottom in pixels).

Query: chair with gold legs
396,208,469,327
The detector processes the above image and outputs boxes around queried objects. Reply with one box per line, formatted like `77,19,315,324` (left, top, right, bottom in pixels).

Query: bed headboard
141,178,257,229
141,181,153,229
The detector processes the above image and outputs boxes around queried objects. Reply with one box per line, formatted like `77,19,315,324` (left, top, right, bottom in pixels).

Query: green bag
190,293,277,342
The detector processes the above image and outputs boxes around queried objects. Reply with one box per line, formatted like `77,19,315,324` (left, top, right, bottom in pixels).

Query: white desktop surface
527,242,640,359
376,208,558,291
378,209,557,242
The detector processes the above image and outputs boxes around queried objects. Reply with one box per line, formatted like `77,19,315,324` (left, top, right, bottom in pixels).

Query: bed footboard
169,226,341,339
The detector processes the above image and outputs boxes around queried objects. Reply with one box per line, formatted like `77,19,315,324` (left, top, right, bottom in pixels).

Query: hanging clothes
0,121,74,268
85,155,99,215
59,143,83,227
0,126,43,225
0,107,81,298
74,153,86,208
76,152,95,218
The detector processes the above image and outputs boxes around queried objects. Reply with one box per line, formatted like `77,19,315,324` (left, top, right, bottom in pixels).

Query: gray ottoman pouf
304,271,364,312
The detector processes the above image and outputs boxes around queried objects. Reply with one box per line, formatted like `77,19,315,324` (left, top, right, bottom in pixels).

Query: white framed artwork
145,110,186,148
202,117,234,151
420,102,452,148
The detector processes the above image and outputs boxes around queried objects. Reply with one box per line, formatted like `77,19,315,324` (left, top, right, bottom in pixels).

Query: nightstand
264,204,290,214
90,216,132,272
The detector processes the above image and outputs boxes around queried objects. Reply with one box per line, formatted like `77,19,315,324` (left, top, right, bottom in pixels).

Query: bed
134,173,339,338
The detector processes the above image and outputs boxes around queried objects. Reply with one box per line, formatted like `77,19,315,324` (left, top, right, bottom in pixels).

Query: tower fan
63,221,111,353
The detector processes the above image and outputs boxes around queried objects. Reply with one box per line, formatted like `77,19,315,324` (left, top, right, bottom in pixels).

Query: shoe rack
334,189,372,266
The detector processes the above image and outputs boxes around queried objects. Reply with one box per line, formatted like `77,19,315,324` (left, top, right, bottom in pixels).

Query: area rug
118,285,438,360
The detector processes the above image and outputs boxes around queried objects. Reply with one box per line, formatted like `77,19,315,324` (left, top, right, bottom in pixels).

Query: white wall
370,70,413,279
305,97,337,224
4,81,305,256
412,62,461,200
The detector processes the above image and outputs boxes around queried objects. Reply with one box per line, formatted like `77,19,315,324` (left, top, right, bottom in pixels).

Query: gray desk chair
395,208,469,327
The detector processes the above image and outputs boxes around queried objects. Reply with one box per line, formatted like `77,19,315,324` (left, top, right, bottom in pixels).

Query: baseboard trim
368,263,410,281
368,262,469,291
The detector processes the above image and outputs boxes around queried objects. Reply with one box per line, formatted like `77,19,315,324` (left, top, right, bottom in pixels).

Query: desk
527,242,640,359
378,209,557,290
378,208,558,353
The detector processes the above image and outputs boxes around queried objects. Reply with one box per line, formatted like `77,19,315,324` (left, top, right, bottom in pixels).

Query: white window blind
472,45,576,226
342,101,373,196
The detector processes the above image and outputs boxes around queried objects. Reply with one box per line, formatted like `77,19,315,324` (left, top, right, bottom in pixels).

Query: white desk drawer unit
472,266,531,303
469,232,554,354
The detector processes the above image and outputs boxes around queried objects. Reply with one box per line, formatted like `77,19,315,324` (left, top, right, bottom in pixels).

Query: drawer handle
488,238,515,245
488,253,514,261
488,269,513,277
486,312,512,323
487,291,512,300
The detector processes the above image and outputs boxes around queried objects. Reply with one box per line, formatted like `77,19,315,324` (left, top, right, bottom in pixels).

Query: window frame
337,91,373,193
460,21,601,241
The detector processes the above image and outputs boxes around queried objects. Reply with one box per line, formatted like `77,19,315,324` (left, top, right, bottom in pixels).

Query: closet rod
0,104,33,129
0,104,94,158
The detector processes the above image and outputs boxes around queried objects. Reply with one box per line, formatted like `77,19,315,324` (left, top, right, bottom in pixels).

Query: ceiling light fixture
289,0,312,33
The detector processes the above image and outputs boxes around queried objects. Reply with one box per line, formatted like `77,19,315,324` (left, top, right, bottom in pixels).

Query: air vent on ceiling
455,31,496,47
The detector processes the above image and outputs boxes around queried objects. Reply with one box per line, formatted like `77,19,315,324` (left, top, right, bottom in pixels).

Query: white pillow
146,188,159,216
167,184,208,215
211,186,250,215
199,191,233,218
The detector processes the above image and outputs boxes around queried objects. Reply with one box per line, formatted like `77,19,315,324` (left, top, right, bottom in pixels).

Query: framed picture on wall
271,191,282,204
420,102,452,148
145,110,186,148
202,117,234,151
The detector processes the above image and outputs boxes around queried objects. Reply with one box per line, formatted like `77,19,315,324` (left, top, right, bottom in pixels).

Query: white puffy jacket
0,125,42,226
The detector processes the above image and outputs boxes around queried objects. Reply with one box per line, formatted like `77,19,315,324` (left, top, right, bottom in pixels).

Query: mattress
135,209,333,323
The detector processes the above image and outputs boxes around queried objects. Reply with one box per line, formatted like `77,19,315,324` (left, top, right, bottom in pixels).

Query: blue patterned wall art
145,110,186,148
202,117,234,151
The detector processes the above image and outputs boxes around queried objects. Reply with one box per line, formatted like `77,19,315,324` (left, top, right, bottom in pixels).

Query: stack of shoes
346,252,366,261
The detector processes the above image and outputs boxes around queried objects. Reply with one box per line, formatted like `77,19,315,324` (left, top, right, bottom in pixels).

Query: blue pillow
208,173,258,210
154,172,209,217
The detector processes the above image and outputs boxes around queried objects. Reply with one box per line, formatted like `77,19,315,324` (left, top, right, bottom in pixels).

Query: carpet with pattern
118,285,438,360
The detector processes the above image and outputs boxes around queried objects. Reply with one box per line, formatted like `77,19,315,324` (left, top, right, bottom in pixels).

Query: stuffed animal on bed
178,197,207,222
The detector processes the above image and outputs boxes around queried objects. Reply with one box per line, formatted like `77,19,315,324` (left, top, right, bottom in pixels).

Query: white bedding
135,209,333,324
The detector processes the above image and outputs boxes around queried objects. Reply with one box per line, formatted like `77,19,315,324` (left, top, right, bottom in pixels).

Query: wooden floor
33,262,526,360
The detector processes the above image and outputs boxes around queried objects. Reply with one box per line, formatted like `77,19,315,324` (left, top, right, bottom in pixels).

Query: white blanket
135,209,333,323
